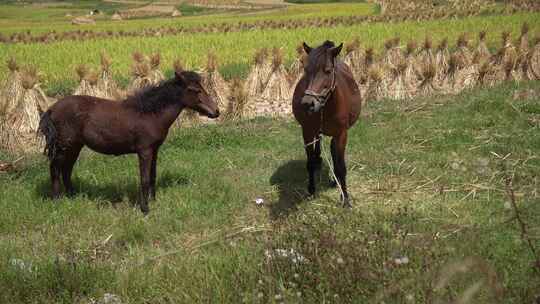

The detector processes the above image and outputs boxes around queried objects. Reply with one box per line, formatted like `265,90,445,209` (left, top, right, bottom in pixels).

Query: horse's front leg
137,149,153,214
303,129,322,196
331,132,351,208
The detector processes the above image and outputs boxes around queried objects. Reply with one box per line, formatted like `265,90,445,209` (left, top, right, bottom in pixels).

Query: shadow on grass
35,170,190,208
269,159,331,219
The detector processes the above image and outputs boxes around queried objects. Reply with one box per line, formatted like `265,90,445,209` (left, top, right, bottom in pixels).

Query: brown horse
292,40,362,208
38,71,219,214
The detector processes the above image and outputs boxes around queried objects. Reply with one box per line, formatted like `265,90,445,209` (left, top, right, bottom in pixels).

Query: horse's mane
124,71,201,113
308,40,336,69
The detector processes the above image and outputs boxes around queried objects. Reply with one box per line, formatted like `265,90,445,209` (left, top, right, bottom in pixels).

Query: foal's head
175,71,220,118
301,40,343,114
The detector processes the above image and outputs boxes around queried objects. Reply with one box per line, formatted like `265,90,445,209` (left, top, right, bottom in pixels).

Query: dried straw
202,52,230,121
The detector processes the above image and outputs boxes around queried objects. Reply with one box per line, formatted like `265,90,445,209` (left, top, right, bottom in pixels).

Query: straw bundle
357,48,376,95
111,12,122,21
417,36,435,70
73,64,100,96
127,52,164,94
435,38,450,87
96,52,120,100
366,64,388,102
444,53,477,94
245,48,272,97
404,40,420,92
0,58,24,116
0,65,48,153
202,52,230,122
526,37,540,80
261,48,292,116
455,34,473,66
224,77,248,120
343,37,364,80
475,31,491,63
417,61,439,96
388,58,415,100
288,44,308,87
382,37,403,72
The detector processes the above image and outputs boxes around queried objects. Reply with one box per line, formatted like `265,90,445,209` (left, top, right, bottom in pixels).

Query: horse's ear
175,70,185,85
303,42,312,54
330,43,343,57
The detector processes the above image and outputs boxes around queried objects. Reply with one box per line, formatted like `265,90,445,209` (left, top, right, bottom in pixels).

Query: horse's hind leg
61,145,83,196
330,133,351,208
149,149,158,201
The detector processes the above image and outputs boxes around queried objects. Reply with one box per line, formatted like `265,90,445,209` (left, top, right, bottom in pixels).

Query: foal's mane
124,71,201,113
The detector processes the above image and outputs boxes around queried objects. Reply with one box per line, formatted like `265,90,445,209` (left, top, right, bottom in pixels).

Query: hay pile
72,16,95,25
445,52,477,94
73,64,100,96
202,52,230,122
388,57,414,100
111,12,123,21
417,62,439,96
0,65,49,153
500,32,520,81
245,48,272,98
127,52,165,95
171,9,182,17
403,41,420,94
455,34,473,66
260,48,292,116
358,48,376,95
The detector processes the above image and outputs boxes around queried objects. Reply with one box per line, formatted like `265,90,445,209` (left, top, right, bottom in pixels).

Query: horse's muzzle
301,95,322,114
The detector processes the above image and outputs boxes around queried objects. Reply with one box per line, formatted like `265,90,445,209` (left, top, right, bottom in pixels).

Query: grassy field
0,81,539,303
1,12,539,96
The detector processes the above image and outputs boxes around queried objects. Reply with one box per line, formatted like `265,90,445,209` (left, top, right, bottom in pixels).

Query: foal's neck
155,101,185,130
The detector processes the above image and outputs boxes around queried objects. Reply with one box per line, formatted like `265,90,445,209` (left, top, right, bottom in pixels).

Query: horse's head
175,71,220,119
301,40,343,114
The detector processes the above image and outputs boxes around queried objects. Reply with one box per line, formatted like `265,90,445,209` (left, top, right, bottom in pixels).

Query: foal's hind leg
61,145,83,196
330,133,351,208
50,158,63,199
149,149,158,201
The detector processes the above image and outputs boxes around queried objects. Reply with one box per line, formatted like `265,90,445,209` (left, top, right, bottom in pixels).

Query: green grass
0,12,538,96
1,81,539,303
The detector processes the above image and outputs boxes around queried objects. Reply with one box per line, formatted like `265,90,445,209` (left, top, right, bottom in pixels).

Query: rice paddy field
1,1,540,303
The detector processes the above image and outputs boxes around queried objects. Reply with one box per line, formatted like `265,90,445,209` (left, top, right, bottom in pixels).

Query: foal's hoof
140,205,150,215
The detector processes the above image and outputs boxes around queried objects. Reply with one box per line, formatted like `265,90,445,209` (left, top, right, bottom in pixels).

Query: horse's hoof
329,179,338,188
342,198,352,209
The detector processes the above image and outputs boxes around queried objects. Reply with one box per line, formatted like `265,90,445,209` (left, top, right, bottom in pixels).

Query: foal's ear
329,43,343,57
303,42,312,54
175,70,186,85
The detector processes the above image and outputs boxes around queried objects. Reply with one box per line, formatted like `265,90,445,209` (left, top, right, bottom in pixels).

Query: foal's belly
82,125,137,155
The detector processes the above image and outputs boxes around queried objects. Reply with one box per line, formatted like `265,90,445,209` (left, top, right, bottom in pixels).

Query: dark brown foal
39,71,219,214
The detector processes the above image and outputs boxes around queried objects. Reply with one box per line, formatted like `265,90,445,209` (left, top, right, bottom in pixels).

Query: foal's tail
38,110,58,161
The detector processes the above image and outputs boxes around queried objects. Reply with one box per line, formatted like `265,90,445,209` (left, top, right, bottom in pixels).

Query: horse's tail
38,110,58,161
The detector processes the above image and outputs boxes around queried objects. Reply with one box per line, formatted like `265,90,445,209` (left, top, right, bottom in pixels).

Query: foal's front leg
150,149,158,201
138,149,153,214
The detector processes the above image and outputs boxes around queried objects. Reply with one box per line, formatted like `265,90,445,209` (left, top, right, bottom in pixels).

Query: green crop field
1,12,539,96
1,1,540,302
1,81,539,303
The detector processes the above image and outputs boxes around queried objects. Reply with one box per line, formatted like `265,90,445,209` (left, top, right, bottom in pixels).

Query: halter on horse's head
301,40,343,114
